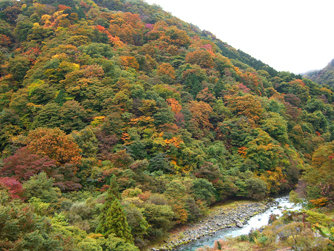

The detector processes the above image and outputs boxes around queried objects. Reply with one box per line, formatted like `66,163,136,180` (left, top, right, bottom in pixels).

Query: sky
144,0,334,74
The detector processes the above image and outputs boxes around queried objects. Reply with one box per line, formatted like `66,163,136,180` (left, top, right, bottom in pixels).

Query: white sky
145,0,334,74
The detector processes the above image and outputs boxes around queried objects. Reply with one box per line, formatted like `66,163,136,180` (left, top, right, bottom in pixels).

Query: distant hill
305,59,334,86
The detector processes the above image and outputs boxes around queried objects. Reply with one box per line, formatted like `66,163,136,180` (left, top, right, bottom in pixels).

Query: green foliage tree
32,102,61,129
0,189,62,250
304,141,334,206
261,112,288,143
80,43,113,59
14,17,33,42
72,127,98,158
141,202,174,240
123,203,149,245
191,178,216,206
8,56,30,82
245,129,284,171
244,177,268,200
104,234,139,251
96,176,134,243
23,172,60,203
59,100,88,133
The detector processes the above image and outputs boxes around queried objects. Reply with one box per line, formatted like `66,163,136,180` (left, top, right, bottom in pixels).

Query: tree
157,63,175,83
192,178,216,206
244,177,268,200
225,94,264,123
104,234,139,251
26,127,81,166
96,176,134,243
0,177,23,199
8,56,30,82
32,102,61,129
185,49,214,68
120,56,139,70
14,17,33,41
304,141,334,206
148,153,173,173
23,172,60,203
188,101,213,138
1,147,57,181
261,112,288,143
153,107,175,126
141,199,175,239
245,129,284,172
109,12,145,45
182,65,207,97
59,100,88,133
72,127,98,158
123,203,149,245
0,189,62,250
162,26,190,47
80,42,113,58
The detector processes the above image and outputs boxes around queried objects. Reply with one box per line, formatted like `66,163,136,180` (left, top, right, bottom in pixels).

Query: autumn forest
0,0,333,250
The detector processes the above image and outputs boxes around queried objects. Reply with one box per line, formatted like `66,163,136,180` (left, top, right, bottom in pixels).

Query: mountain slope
305,59,334,86
0,0,333,250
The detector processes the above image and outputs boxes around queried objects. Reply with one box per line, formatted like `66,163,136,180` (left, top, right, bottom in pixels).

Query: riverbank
151,199,275,251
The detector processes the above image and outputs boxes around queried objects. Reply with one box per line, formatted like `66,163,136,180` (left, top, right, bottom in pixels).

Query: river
176,196,302,251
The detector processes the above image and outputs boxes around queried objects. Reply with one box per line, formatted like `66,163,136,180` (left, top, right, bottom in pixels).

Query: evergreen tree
96,176,134,244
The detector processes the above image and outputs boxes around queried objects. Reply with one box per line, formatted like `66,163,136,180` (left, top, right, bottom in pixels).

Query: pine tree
96,176,134,243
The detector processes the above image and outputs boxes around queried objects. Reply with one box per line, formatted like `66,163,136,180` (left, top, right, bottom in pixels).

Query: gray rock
236,221,243,228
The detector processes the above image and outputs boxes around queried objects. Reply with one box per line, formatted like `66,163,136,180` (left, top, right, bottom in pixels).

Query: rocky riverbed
151,200,274,251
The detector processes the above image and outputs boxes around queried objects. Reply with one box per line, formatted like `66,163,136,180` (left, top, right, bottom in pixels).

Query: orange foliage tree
157,63,175,80
225,94,264,123
166,98,182,114
241,70,263,95
120,56,139,70
109,12,145,45
188,101,213,138
26,128,81,166
161,26,190,47
186,49,214,68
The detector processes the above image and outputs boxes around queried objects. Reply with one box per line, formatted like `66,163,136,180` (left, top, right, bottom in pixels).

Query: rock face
153,201,272,250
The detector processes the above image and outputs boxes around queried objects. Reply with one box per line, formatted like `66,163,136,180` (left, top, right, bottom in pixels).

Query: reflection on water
177,196,302,251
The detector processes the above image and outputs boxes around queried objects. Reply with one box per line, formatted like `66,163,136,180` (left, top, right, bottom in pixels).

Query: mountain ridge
305,58,334,87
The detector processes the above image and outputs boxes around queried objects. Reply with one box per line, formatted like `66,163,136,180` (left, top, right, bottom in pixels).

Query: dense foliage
0,0,333,249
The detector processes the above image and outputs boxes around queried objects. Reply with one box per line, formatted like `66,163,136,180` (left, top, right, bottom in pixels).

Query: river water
177,196,302,251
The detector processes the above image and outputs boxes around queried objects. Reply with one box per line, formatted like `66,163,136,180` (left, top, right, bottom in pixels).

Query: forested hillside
0,0,333,250
305,59,334,87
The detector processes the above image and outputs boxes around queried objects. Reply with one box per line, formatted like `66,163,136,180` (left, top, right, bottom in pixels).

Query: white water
178,196,302,251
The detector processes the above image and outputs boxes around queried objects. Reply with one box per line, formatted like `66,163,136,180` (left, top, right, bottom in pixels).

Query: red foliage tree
1,147,57,181
0,177,23,199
